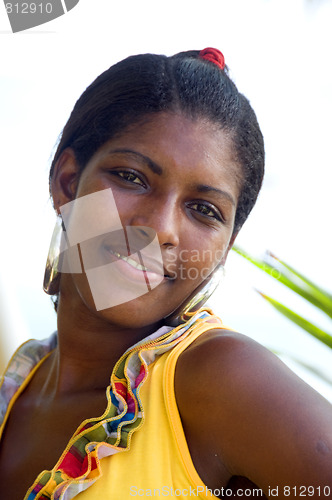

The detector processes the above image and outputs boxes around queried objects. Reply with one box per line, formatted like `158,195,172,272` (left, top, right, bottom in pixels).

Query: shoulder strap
162,315,230,497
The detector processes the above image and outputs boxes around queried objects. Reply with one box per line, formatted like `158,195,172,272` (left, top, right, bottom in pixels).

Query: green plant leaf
233,246,332,319
257,291,332,349
266,251,332,312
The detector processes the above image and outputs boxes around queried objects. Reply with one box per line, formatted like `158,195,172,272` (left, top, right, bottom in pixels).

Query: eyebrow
196,184,236,206
107,148,163,175
108,148,235,206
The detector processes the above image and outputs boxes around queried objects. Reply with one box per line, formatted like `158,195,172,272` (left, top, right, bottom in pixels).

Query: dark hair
50,50,264,233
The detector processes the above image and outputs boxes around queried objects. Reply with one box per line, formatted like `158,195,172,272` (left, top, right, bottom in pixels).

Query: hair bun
199,48,225,70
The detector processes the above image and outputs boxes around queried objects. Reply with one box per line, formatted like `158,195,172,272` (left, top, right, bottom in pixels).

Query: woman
0,48,331,499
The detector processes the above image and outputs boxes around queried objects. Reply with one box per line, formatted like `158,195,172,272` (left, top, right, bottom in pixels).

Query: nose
128,196,180,249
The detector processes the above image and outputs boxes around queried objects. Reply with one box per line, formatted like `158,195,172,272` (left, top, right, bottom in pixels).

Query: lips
79,233,175,282
111,251,148,271
102,244,167,286
110,249,148,272
110,249,175,280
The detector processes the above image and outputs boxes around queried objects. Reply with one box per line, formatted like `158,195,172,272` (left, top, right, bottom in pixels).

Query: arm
175,329,332,498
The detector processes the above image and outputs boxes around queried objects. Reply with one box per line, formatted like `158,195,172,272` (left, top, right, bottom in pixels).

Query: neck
43,291,163,397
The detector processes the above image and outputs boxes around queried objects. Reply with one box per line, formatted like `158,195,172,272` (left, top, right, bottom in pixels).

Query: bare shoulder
176,327,291,396
176,327,331,407
175,328,332,495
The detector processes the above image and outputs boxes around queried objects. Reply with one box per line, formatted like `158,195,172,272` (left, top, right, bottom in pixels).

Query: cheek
61,272,96,313
177,235,229,283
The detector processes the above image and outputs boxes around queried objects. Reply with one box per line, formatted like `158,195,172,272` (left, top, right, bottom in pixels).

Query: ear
221,231,239,265
51,149,81,214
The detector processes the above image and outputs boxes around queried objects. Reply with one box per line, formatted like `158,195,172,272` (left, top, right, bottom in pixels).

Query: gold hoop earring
43,216,63,295
164,265,225,327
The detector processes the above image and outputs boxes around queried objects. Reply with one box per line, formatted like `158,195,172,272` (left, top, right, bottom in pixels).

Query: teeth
112,250,148,272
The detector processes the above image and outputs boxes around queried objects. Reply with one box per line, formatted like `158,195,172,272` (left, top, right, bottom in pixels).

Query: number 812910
5,3,53,14
283,486,331,496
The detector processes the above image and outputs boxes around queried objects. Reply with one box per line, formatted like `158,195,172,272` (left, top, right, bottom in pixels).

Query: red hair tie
199,47,225,70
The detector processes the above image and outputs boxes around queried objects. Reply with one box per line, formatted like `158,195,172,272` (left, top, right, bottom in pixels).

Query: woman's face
56,111,242,328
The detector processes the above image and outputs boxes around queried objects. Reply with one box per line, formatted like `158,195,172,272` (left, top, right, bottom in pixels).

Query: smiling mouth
108,247,171,278
110,249,148,272
103,241,172,280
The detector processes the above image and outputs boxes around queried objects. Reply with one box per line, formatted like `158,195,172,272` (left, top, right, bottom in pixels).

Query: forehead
92,111,242,195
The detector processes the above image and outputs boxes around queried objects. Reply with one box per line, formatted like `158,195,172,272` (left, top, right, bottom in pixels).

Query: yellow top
76,317,224,499
0,312,228,499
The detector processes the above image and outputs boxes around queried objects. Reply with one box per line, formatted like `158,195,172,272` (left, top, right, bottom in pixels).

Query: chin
64,271,196,331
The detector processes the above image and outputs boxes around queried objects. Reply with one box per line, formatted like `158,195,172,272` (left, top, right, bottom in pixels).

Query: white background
0,0,331,398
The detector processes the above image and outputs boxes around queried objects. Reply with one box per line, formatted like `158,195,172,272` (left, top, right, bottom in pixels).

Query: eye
112,170,146,187
188,202,223,222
